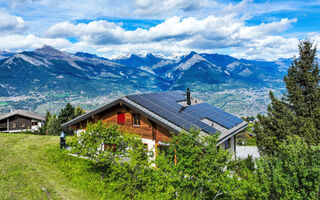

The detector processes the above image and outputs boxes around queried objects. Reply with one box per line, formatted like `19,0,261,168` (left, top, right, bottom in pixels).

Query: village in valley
0,1,319,200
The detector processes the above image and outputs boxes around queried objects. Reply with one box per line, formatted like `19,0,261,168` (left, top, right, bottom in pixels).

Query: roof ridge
125,90,185,97
0,110,45,121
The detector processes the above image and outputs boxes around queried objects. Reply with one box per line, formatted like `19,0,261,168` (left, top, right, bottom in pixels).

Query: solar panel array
126,91,243,135
183,103,243,129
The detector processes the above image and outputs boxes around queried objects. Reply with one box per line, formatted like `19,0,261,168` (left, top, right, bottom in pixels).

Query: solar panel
126,90,243,135
187,103,243,129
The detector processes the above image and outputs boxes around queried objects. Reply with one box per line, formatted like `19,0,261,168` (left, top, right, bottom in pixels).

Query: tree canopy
58,103,75,124
255,40,320,155
46,114,61,135
74,106,86,118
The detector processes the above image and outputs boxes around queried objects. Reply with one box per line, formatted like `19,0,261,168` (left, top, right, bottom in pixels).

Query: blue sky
0,0,319,60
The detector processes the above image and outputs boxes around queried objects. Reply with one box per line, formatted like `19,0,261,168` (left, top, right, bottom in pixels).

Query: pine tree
58,103,75,124
285,41,320,117
44,111,51,128
255,40,320,155
41,110,51,135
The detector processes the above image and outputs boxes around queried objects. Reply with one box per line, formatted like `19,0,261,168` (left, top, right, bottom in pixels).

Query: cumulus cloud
0,0,310,60
231,36,299,60
45,20,125,45
46,15,297,45
43,14,298,60
0,11,27,34
0,34,71,51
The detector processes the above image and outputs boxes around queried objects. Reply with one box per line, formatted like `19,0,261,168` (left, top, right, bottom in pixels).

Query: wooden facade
8,115,33,131
69,104,173,144
0,110,45,132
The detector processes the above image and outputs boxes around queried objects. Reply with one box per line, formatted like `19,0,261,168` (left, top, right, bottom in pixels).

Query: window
157,145,170,156
132,113,140,126
117,112,125,125
12,123,16,128
31,122,37,126
225,138,231,149
21,123,25,128
144,143,148,151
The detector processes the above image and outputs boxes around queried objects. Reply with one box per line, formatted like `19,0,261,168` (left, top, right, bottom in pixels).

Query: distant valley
0,45,292,116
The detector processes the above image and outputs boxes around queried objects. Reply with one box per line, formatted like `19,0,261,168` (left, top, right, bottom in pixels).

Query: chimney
187,88,191,105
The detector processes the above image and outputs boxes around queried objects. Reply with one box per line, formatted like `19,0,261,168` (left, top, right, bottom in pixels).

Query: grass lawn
0,133,110,200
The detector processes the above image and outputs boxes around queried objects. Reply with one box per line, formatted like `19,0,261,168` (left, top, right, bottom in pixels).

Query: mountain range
0,45,292,116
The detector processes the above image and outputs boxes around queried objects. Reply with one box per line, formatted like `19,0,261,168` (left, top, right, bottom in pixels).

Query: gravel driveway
236,146,260,159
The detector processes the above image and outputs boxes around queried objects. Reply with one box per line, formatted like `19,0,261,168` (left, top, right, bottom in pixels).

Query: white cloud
0,34,71,51
231,36,299,60
45,15,296,45
43,14,298,60
0,11,27,34
234,18,297,40
46,20,125,45
0,0,311,60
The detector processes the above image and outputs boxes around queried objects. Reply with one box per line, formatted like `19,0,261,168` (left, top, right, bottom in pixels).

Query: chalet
0,110,45,132
62,90,247,157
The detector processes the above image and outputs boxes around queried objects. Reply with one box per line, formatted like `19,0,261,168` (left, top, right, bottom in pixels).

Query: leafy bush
71,122,319,200
228,155,255,176
256,136,320,200
46,115,61,135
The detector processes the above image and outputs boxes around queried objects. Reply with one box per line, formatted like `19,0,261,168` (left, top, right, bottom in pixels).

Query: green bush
46,115,61,135
256,136,320,200
71,122,319,199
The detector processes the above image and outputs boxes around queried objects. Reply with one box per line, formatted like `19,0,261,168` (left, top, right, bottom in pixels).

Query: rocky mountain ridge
0,46,292,116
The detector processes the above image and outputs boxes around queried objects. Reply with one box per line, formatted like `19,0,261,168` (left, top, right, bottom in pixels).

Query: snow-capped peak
4,54,51,67
175,54,207,71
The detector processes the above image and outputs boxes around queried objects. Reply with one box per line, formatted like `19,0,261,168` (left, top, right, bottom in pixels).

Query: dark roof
62,91,246,142
126,90,243,135
0,110,45,121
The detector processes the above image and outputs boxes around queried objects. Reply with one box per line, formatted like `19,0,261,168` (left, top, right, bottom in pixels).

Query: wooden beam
122,105,129,112
155,143,158,169
155,143,158,158
174,149,177,166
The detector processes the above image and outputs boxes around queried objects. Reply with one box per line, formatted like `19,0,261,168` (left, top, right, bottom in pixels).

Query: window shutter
117,113,125,124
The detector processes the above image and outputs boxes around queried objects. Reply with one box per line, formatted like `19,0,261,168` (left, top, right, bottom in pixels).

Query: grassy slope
0,133,108,200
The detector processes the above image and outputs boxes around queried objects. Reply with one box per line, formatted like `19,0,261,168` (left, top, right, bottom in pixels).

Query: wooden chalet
0,110,45,132
62,90,247,157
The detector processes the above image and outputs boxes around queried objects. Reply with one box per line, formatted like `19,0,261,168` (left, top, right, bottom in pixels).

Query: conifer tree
255,40,320,155
285,41,320,117
45,111,51,124
58,103,75,124
58,103,76,135
42,110,51,134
